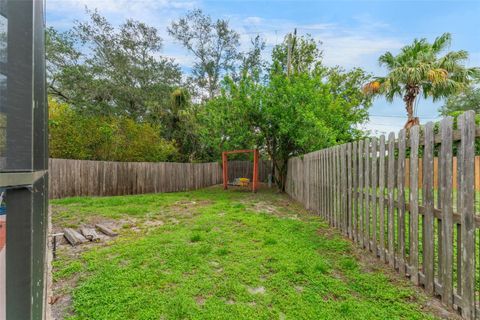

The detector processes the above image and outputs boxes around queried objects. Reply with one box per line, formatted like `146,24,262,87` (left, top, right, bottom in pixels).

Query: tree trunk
403,85,420,129
273,158,288,192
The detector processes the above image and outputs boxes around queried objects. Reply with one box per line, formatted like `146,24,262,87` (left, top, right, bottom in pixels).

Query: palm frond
378,52,396,69
467,67,480,81
431,33,451,53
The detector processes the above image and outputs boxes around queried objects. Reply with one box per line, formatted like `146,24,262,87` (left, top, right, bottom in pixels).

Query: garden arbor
222,149,259,192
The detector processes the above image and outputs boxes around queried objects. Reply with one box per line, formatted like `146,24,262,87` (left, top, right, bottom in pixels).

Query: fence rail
49,158,272,199
286,111,479,320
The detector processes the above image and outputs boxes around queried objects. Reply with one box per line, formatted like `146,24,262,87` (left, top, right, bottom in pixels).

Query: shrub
49,98,179,162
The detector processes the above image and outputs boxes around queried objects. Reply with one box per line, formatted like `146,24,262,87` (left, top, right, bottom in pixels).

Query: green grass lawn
51,186,443,320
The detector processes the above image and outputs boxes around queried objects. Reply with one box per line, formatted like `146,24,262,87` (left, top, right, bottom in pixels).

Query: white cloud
47,0,197,14
319,35,404,69
46,0,200,70
298,23,336,31
243,16,263,26
223,14,404,72
47,1,406,72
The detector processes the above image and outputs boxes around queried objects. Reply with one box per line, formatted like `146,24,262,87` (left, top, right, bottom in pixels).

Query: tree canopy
439,86,480,116
168,9,241,100
47,9,181,120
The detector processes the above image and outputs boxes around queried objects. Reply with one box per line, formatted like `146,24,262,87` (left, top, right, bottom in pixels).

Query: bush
49,98,179,162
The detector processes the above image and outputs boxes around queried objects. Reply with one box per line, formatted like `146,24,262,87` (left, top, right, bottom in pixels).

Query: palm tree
365,33,480,128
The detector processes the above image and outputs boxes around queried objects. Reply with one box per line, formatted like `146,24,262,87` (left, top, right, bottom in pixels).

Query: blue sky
46,0,480,134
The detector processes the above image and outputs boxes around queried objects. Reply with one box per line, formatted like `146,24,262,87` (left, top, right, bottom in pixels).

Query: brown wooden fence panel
49,159,269,199
285,110,479,320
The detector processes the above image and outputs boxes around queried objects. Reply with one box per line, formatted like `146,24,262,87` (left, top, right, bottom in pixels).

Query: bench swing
222,149,259,193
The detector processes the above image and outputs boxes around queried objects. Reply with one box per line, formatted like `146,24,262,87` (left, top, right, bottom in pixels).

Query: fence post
341,145,348,235
352,142,358,243
364,138,371,250
409,125,420,285
347,143,353,239
371,137,378,256
423,122,435,294
397,129,407,276
378,135,386,262
459,111,476,319
358,140,364,247
440,116,454,307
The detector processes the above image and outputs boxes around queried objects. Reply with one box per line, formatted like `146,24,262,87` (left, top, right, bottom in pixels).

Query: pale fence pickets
285,110,479,320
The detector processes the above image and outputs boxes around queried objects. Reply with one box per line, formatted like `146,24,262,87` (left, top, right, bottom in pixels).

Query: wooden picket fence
49,158,272,199
286,111,479,319
405,157,480,191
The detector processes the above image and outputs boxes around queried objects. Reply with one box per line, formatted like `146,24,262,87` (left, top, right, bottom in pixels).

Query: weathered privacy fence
286,111,479,319
49,159,222,199
227,160,272,183
49,159,272,199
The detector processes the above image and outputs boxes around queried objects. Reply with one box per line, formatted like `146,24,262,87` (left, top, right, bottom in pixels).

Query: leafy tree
201,35,371,190
47,9,182,120
237,35,267,82
168,9,240,99
158,88,204,162
365,33,480,128
439,86,480,116
271,32,323,75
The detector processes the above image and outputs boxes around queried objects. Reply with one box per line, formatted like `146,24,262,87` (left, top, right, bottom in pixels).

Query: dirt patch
50,274,79,320
143,220,165,228
170,199,213,211
316,225,339,240
252,201,279,214
294,285,304,293
195,296,206,306
247,286,266,295
50,217,140,319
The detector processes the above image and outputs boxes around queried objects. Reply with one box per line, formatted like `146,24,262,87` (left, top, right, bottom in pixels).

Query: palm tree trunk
403,86,420,129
